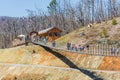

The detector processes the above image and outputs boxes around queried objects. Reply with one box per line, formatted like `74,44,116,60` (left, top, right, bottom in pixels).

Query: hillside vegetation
56,18,120,47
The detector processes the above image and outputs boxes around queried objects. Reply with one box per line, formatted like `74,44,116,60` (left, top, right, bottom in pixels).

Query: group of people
66,42,89,52
111,47,119,54
42,37,56,47
111,45,120,54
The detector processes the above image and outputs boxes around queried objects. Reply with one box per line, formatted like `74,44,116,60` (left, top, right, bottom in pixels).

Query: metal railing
32,40,120,57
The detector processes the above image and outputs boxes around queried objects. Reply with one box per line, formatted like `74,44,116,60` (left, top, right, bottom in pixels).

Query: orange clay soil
0,45,120,71
98,57,120,71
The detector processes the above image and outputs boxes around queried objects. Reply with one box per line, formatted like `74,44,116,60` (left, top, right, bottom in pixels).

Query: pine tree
47,0,57,15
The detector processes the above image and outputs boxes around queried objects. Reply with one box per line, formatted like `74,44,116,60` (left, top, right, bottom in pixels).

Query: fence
89,44,120,56
32,39,120,57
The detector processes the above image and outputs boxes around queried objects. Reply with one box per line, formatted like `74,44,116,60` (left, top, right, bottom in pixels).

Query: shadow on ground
36,44,103,80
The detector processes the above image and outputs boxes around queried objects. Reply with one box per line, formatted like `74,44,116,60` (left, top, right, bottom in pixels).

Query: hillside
0,45,120,79
1,63,120,80
1,45,120,71
0,64,92,80
0,18,120,80
56,17,120,47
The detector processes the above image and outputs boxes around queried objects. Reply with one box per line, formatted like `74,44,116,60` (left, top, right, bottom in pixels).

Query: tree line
0,0,120,48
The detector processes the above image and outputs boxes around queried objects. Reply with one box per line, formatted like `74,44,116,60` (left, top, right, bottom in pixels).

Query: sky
0,0,79,17
0,0,51,17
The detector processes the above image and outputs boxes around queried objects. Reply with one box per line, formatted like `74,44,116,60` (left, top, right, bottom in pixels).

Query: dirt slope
1,64,120,80
0,45,120,71
0,64,92,80
1,45,120,79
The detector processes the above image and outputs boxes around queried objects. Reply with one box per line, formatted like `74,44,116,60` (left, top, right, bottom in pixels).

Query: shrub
81,30,85,36
101,28,109,38
106,39,118,44
97,40,102,44
106,39,116,45
112,19,117,25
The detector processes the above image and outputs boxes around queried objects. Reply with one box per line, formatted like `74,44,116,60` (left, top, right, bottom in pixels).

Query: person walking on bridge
67,42,71,50
52,40,56,47
43,38,47,45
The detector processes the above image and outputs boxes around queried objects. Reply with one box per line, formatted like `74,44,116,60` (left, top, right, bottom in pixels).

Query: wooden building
30,27,62,41
38,27,62,41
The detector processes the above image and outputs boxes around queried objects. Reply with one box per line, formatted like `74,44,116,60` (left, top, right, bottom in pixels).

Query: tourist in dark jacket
66,42,69,50
67,42,71,50
86,44,89,50
52,40,56,47
78,45,82,51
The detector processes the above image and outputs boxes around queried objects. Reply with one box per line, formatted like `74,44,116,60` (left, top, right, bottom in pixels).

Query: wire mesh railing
32,40,120,57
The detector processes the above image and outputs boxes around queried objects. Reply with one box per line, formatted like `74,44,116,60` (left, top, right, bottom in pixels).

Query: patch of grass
100,28,109,38
112,19,117,25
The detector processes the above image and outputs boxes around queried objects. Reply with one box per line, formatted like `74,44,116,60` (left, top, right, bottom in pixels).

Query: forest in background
0,0,120,48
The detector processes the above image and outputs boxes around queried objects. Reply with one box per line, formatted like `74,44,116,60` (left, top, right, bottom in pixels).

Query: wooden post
107,44,109,56
118,46,120,57
102,44,104,56
106,44,108,56
115,44,117,56
109,45,111,56
92,45,94,55
96,44,98,55
98,44,100,55
110,44,112,56
103,44,104,56
97,44,99,55
113,44,115,56
114,44,116,56
106,44,107,56
104,44,106,56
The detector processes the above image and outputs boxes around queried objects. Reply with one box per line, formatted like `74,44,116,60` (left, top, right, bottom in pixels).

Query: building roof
17,34,25,38
38,27,62,34
30,31,38,36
